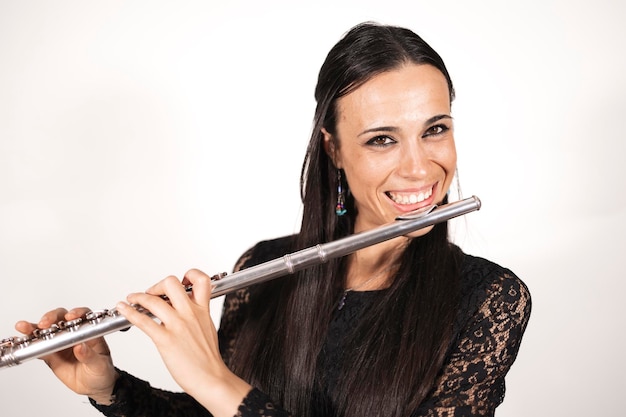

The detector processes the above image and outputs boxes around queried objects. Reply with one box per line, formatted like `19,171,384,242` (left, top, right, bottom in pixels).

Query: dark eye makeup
423,123,450,137
365,135,396,147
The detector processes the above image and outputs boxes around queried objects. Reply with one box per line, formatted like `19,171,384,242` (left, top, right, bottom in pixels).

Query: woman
17,22,531,417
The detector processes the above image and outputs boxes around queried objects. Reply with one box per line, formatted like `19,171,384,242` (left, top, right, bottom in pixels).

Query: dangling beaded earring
335,170,347,216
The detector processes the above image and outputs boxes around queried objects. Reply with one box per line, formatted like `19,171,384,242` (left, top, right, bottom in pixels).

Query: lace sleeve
219,236,295,366
89,369,211,417
222,241,294,417
236,388,292,417
89,371,292,417
88,256,257,417
89,243,291,417
413,270,532,417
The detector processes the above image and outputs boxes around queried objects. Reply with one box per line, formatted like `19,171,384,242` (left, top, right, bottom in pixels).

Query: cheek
447,147,457,172
436,141,457,174
342,160,384,202
440,145,457,191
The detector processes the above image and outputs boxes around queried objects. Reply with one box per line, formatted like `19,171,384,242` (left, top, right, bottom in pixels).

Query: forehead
336,64,451,127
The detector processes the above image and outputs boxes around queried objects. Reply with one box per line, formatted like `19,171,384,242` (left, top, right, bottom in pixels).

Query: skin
116,271,252,416
14,63,457,417
16,270,251,417
324,63,457,288
15,307,119,402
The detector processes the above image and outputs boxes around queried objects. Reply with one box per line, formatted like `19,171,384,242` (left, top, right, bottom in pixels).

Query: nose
397,140,428,179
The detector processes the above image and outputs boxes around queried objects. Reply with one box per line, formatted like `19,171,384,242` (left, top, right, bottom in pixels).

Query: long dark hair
230,22,462,417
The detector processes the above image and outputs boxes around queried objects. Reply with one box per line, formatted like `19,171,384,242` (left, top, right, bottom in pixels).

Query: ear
322,128,342,169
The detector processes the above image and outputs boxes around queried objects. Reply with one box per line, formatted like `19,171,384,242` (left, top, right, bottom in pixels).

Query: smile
387,187,433,205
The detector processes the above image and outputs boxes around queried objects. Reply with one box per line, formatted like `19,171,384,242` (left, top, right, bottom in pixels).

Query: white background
1,1,624,416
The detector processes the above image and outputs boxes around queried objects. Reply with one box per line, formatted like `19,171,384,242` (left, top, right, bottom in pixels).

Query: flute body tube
0,196,481,369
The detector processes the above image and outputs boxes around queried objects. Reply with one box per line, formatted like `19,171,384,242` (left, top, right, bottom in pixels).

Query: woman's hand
115,268,252,417
14,308,119,404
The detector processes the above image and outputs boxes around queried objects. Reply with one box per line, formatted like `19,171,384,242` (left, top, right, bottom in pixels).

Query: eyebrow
357,114,453,137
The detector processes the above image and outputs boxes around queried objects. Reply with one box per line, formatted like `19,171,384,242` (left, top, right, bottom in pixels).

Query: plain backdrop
1,1,624,416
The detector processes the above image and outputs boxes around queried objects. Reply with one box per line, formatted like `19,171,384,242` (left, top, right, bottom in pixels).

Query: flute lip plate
395,204,437,220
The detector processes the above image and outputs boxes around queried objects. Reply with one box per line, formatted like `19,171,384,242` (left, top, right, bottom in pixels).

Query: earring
335,170,347,216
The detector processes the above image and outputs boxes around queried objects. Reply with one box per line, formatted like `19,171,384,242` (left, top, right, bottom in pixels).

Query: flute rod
0,196,480,369
211,195,481,297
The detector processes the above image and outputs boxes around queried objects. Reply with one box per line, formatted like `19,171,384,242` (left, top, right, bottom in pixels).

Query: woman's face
324,63,457,235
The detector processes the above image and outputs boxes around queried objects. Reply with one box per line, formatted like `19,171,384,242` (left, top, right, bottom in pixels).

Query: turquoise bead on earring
336,201,347,216
336,171,347,216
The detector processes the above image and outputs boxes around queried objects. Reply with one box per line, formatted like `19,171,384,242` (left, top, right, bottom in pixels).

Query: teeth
388,188,433,205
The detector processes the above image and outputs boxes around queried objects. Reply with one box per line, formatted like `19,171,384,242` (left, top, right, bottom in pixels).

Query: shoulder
220,234,297,363
222,234,297,325
422,254,532,413
233,234,298,272
460,253,530,303
458,253,532,330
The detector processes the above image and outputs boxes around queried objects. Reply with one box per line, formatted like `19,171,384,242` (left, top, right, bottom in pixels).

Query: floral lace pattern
90,236,531,417
411,267,531,416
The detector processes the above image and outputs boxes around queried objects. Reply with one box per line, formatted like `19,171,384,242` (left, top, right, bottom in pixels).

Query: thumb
73,343,92,362
72,342,110,372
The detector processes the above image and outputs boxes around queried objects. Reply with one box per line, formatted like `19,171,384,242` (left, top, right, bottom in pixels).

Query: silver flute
0,196,481,369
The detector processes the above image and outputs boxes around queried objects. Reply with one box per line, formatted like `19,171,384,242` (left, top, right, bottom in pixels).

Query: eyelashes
364,124,451,147
423,123,450,137
365,135,396,147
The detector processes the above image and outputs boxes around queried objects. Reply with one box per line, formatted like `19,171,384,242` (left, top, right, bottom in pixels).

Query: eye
366,135,396,147
423,124,450,137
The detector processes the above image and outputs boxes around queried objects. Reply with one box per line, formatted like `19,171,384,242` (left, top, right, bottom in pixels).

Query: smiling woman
14,22,531,417
323,64,457,239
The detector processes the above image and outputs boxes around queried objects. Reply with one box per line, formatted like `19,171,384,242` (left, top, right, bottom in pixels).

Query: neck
344,236,408,290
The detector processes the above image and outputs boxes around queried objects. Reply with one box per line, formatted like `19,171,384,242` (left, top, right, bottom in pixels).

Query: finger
73,339,111,364
182,268,213,308
115,299,167,339
14,306,92,335
37,307,69,328
43,340,110,374
65,307,92,321
146,275,191,312
15,320,38,335
145,275,179,295
71,343,96,365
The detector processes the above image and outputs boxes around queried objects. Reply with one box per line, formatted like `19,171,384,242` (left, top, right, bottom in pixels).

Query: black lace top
91,236,531,417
